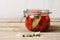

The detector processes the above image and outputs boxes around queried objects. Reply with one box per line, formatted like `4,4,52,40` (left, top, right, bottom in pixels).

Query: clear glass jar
23,9,51,32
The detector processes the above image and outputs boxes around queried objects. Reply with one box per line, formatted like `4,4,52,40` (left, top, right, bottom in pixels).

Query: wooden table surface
0,18,60,40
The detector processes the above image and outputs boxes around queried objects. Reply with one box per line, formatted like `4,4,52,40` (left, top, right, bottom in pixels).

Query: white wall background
0,0,60,18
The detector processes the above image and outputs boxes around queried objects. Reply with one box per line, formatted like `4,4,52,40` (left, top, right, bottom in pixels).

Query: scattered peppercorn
22,35,25,37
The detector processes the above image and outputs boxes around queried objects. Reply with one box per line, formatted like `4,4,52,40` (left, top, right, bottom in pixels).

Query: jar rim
24,9,50,13
23,9,51,17
24,9,52,14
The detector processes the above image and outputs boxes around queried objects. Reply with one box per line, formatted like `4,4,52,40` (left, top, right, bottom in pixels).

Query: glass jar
23,9,51,32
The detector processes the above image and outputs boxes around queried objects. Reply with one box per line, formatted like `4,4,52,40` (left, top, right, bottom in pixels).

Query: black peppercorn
27,35,33,37
22,35,25,37
36,34,40,37
33,34,35,36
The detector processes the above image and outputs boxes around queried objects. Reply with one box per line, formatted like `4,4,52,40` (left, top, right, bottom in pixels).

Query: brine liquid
25,15,50,32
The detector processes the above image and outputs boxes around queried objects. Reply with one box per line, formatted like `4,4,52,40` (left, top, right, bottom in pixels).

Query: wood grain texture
0,18,60,40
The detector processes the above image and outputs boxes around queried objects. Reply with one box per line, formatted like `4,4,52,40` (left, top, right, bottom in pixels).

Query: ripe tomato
40,16,50,32
25,16,50,32
25,15,50,32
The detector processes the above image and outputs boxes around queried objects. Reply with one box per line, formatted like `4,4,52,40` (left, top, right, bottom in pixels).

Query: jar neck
29,11,49,16
24,9,50,17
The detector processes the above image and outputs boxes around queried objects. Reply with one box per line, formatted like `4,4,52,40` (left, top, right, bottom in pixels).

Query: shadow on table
46,25,60,32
